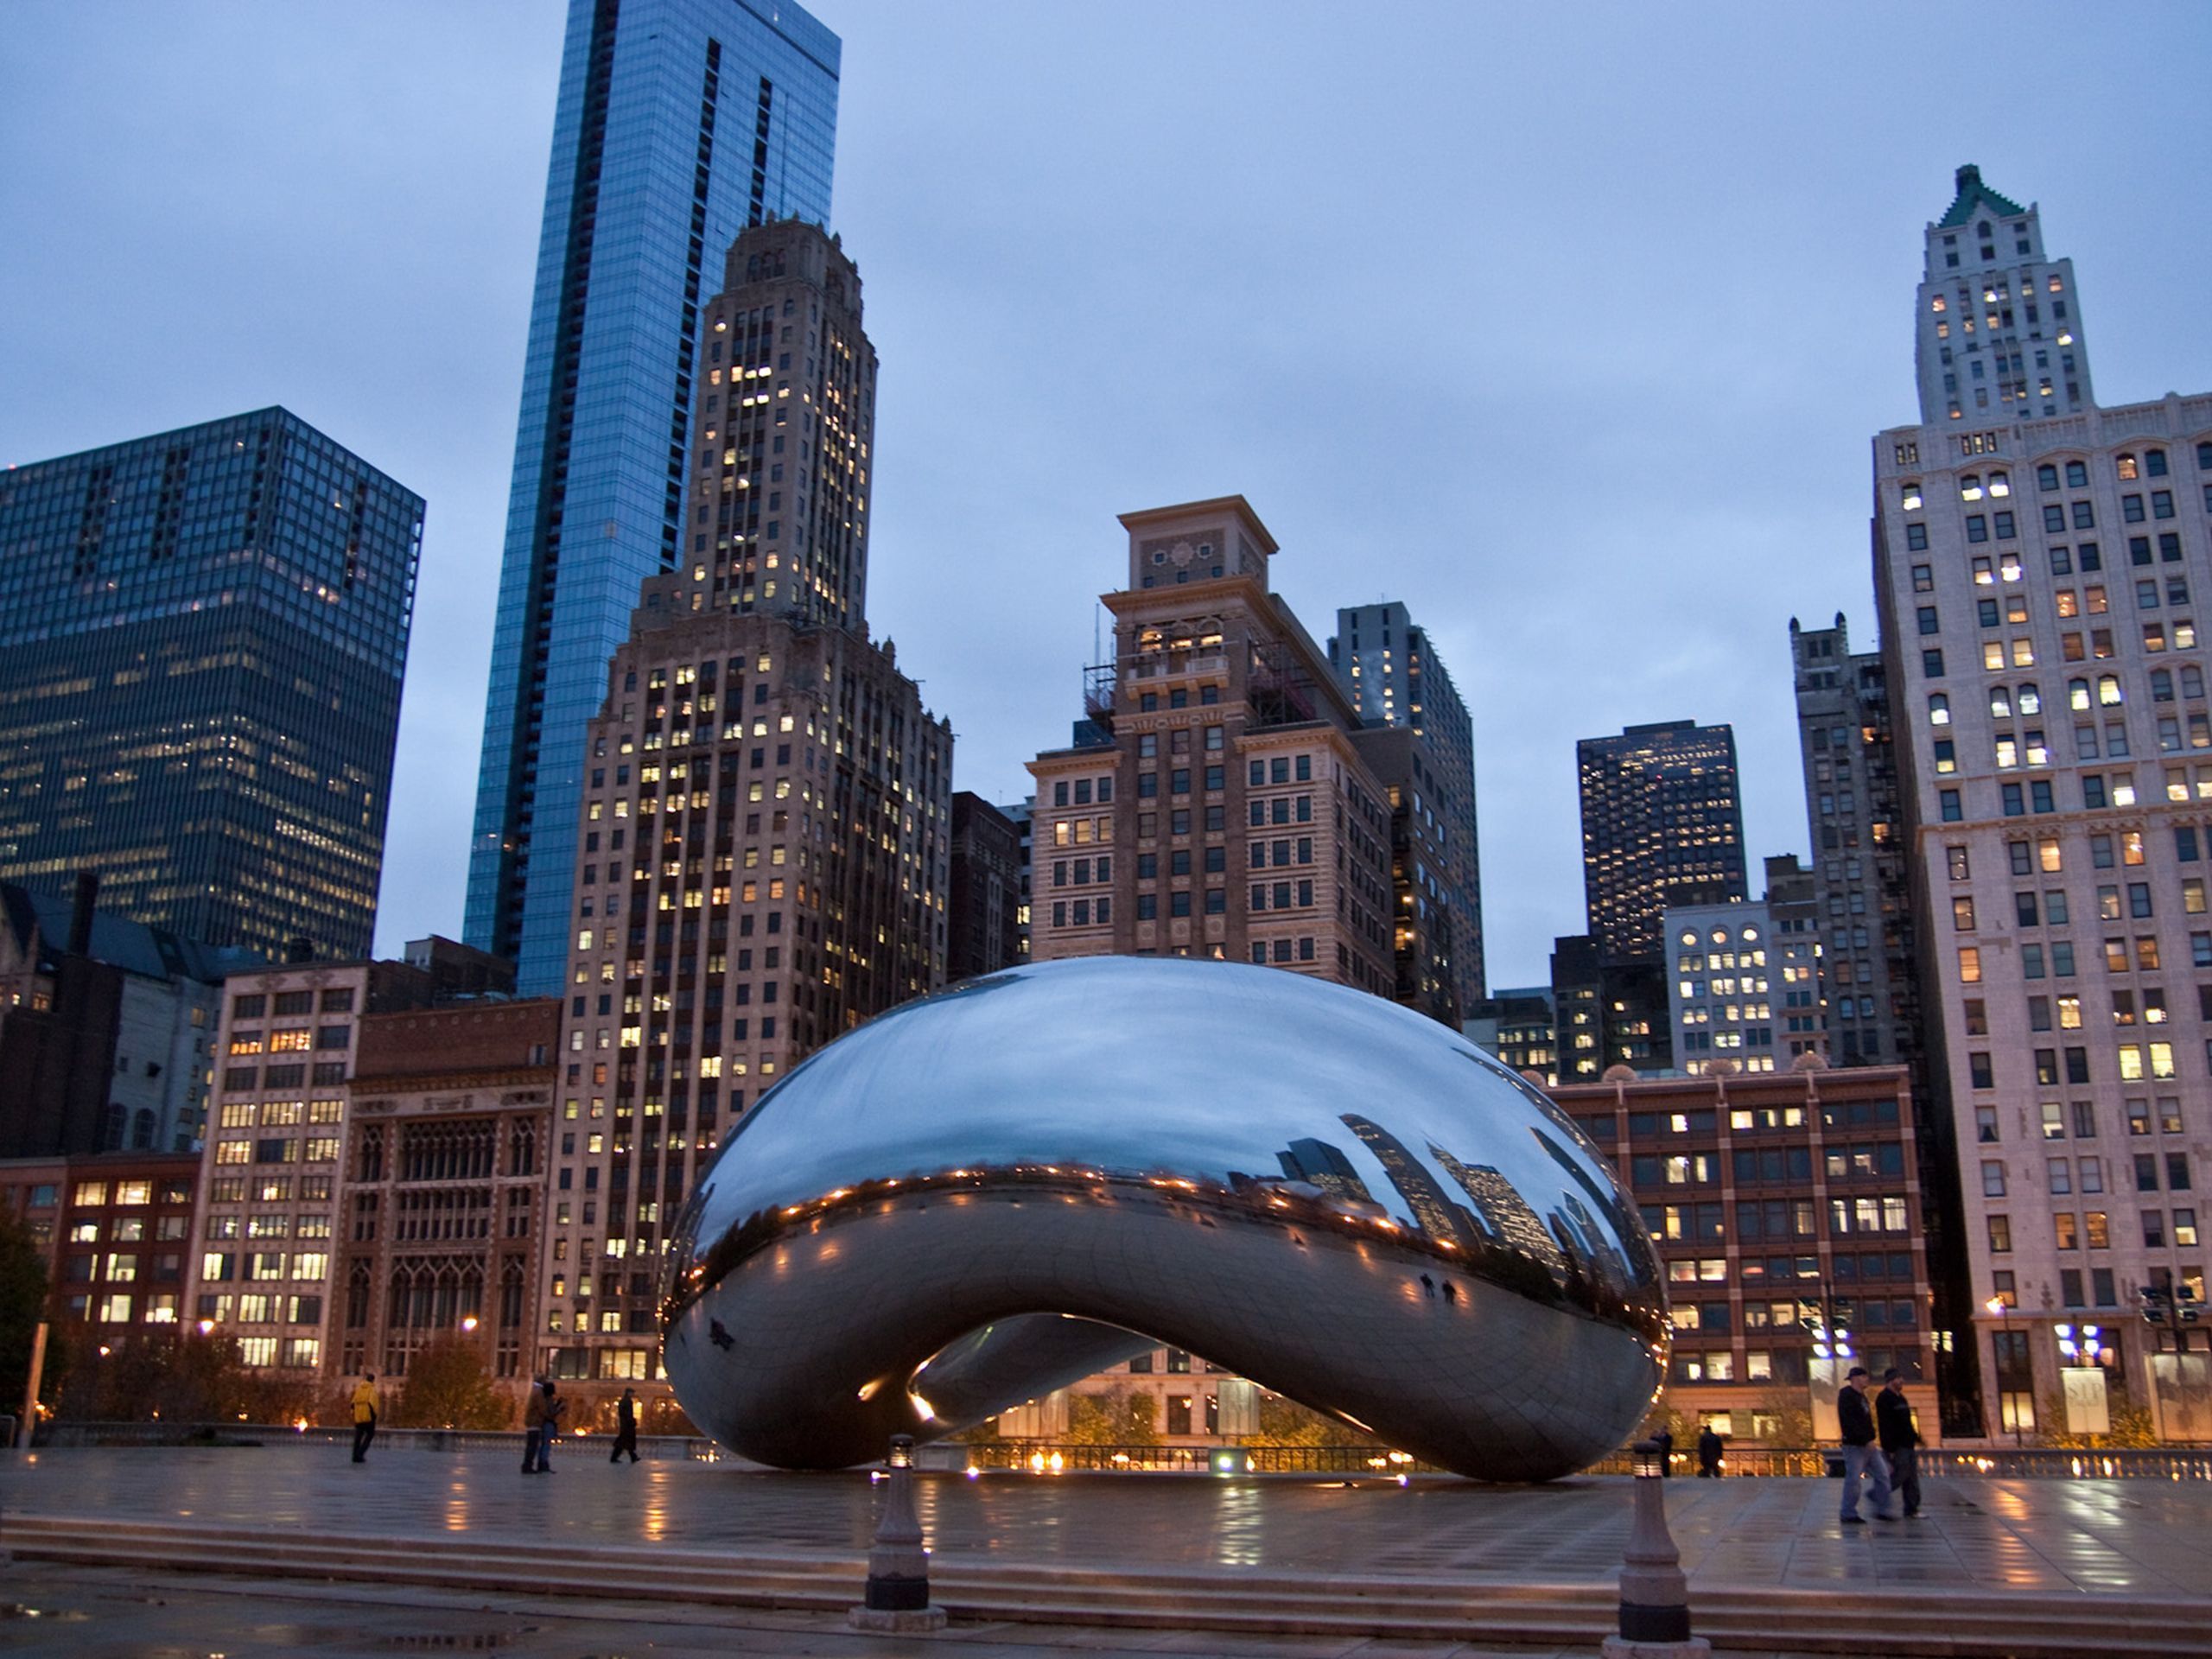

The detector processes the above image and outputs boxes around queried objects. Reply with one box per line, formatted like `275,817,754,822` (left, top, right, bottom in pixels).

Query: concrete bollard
1601,1440,1709,1659
848,1433,947,1633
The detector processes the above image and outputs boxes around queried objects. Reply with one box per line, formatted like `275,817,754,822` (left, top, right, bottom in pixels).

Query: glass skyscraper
0,408,423,961
467,0,841,992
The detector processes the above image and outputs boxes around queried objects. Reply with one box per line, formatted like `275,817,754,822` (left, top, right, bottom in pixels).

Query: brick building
1552,1064,1940,1444
1027,497,1395,995
0,1151,199,1337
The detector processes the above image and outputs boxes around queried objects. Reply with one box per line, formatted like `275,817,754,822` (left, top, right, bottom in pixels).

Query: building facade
1330,602,1484,1004
184,943,512,1376
1350,723,1461,1026
2,1151,200,1338
1876,167,2212,1440
1664,859,1826,1078
1555,1065,1939,1444
1789,614,1923,1069
1464,985,1558,1084
527,210,945,1410
334,1001,559,1391
1789,613,1981,1433
0,880,252,1156
537,592,948,1404
1578,720,1747,966
947,791,1022,981
1551,933,1671,1080
0,408,422,962
1664,896,1777,1078
1001,797,1034,963
1915,165,2093,428
1026,499,1394,996
467,0,843,994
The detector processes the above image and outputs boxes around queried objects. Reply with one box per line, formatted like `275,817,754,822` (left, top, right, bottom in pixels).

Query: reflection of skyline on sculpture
662,958,1665,1482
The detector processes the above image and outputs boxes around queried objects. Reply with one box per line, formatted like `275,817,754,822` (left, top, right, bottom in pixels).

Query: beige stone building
1027,497,1395,992
1875,166,2212,1440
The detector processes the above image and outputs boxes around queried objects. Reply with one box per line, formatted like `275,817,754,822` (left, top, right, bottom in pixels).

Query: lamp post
1603,1440,1709,1659
849,1433,946,1633
1986,1294,2023,1446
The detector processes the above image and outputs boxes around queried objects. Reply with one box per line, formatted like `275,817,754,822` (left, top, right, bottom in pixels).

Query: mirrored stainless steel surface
662,957,1668,1480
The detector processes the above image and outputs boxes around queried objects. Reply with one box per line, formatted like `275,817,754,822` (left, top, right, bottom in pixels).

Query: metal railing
21,1425,2212,1481
22,1421,726,1461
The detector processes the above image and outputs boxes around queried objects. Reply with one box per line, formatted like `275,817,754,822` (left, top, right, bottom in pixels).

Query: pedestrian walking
1877,1368,1923,1517
1837,1365,1897,1524
521,1379,549,1474
610,1386,641,1464
1651,1425,1674,1477
1696,1422,1723,1477
538,1378,563,1471
350,1372,380,1463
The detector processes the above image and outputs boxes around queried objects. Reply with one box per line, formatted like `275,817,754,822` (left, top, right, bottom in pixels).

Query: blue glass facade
0,408,422,962
467,0,839,991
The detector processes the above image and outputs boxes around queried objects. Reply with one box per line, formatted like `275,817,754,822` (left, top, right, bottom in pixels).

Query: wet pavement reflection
3,1446,2209,1598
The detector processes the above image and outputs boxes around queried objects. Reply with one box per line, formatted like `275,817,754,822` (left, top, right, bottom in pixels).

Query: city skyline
6,3,2211,986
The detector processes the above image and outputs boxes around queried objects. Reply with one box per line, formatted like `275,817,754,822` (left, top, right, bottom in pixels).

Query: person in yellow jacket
350,1372,380,1463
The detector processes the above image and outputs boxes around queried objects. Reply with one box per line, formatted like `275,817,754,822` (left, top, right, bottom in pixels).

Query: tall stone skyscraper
1875,167,2209,1440
537,221,950,1403
1329,602,1485,1005
1914,164,2093,427
0,408,422,961
1576,720,1747,964
468,0,842,993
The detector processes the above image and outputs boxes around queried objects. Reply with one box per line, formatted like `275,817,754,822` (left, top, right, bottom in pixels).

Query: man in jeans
1837,1365,1897,1523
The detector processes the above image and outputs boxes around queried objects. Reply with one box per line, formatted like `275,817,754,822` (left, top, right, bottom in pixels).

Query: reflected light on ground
1209,1481,1266,1568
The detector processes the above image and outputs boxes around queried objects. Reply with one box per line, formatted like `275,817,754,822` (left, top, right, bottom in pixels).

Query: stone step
8,1516,2209,1658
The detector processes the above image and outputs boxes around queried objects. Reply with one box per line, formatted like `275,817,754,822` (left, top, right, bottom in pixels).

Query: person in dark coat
1876,1369,1923,1517
1837,1365,1897,1523
610,1387,641,1464
1651,1425,1674,1476
537,1379,563,1471
1696,1422,1723,1477
522,1380,548,1474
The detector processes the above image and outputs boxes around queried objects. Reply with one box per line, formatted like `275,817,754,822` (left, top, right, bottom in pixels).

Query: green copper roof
1938,163,2026,229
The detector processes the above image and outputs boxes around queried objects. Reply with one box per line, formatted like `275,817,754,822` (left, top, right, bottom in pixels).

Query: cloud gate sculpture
661,957,1667,1481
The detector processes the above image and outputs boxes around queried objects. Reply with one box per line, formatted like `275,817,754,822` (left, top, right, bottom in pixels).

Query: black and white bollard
849,1433,946,1633
1602,1440,1709,1659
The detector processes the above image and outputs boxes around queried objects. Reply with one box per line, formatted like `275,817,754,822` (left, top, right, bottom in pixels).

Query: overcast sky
5,2,2209,988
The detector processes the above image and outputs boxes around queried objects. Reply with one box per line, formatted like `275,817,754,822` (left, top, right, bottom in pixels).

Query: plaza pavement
2,1445,2209,1656
3,1444,2209,1592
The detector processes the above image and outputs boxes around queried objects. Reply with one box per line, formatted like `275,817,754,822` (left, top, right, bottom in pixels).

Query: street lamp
1986,1294,2023,1446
